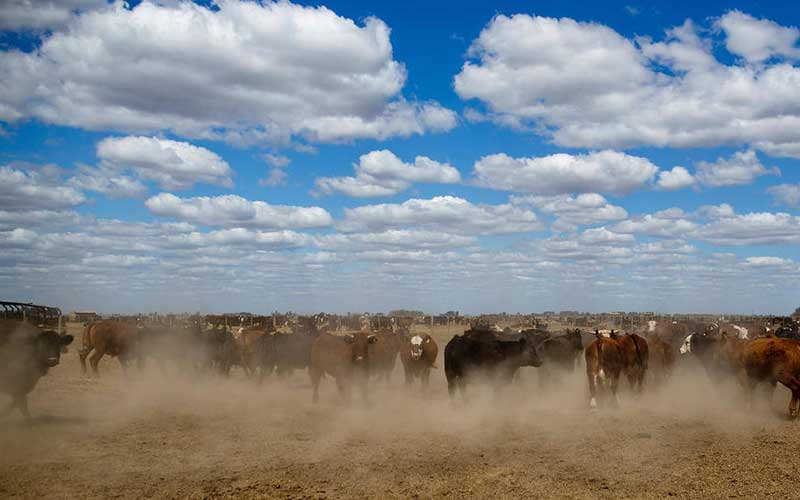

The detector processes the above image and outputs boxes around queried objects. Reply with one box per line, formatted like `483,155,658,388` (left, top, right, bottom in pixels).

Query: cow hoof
589,397,598,410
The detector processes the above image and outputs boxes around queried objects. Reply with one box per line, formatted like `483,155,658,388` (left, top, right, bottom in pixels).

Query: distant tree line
388,309,425,317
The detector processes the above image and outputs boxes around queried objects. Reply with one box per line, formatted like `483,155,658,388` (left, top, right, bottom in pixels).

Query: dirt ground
2,323,799,500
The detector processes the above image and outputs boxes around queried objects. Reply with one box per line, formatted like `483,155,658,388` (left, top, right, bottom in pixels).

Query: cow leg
447,377,456,399
89,347,105,377
421,367,431,394
358,377,370,405
768,380,778,409
625,370,637,395
587,370,598,410
79,347,91,375
17,396,31,421
609,374,620,408
538,366,549,390
258,364,272,386
458,378,468,403
0,399,14,418
335,377,350,403
784,377,800,419
737,369,757,411
242,355,253,378
309,367,322,404
789,389,799,420
634,370,645,395
403,366,413,386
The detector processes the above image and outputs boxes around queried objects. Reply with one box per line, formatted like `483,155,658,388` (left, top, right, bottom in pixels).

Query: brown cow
309,332,377,403
368,330,405,382
236,326,269,377
730,337,800,418
647,336,675,385
79,321,138,376
585,332,623,409
399,333,438,390
612,331,649,394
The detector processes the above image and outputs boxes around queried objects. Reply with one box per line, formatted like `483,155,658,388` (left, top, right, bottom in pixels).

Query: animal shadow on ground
3,413,88,428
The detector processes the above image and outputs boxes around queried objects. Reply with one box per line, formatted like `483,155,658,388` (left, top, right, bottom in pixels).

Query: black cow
257,330,318,383
191,327,239,376
0,320,74,420
444,327,543,399
537,328,584,387
541,328,583,369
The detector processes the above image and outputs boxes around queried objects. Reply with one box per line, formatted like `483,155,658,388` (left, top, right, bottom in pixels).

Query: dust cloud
1,324,797,499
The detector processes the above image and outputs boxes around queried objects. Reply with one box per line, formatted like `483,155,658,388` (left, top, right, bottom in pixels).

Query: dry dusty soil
2,324,799,499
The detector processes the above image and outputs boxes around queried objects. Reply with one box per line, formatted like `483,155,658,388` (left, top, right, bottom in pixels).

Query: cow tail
595,337,603,371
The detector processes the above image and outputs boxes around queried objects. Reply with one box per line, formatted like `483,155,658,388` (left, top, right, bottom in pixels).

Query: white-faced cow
399,333,438,391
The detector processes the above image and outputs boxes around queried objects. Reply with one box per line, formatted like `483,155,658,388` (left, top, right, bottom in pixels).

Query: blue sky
0,0,799,314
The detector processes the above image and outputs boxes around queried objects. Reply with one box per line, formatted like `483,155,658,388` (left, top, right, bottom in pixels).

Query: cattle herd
2,312,800,422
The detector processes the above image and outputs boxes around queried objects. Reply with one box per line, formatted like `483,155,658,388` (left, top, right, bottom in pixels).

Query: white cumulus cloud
145,193,333,230
0,163,86,210
454,13,800,152
96,136,234,191
0,1,455,144
472,150,658,195
694,150,779,187
511,193,628,231
767,184,800,207
0,0,106,31
657,166,696,191
717,10,800,63
338,195,542,235
315,149,461,198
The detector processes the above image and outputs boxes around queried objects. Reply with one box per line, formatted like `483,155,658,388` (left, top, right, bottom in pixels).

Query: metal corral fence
1,300,64,332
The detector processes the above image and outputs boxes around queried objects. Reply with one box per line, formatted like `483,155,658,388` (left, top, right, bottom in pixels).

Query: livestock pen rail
0,300,64,332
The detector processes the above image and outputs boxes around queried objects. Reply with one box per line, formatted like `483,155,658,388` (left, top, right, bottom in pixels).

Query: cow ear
345,334,355,344
368,335,378,344
61,334,74,346
424,336,431,343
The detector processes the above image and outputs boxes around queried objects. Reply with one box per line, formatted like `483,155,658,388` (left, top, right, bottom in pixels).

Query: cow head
518,336,543,367
408,334,431,360
679,332,716,355
36,330,74,368
566,328,583,350
345,332,378,365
